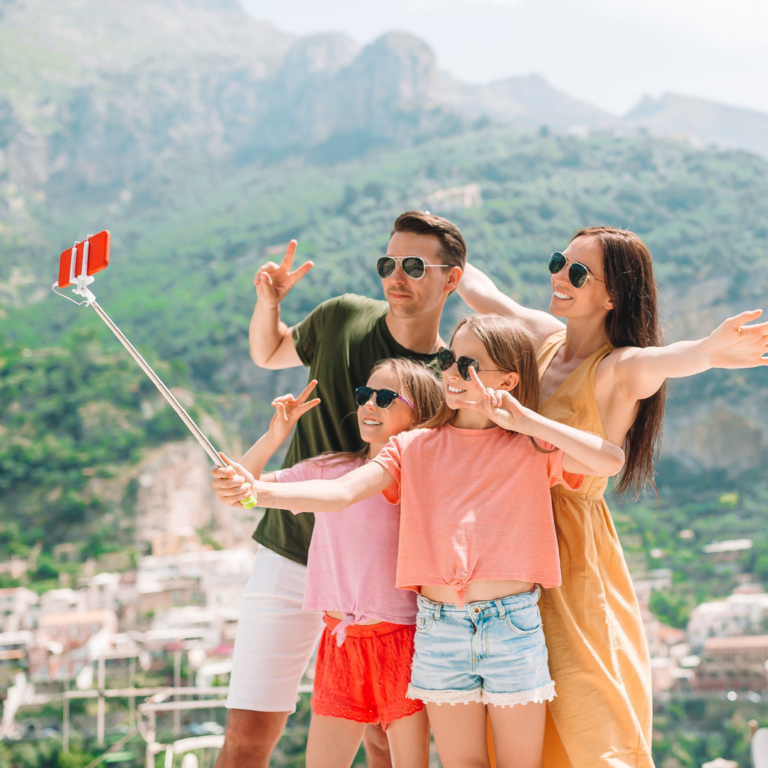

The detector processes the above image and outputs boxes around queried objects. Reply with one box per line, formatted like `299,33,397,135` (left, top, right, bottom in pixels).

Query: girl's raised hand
456,366,530,432
269,379,321,442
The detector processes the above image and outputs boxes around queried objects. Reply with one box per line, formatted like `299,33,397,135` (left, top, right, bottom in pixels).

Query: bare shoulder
530,316,566,350
597,345,656,402
597,346,635,381
527,313,567,351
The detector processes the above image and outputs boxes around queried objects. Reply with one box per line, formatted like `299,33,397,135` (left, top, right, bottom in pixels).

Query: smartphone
58,230,111,289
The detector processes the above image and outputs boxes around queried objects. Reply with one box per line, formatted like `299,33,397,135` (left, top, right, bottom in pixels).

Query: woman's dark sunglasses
548,251,605,289
436,347,503,382
355,386,415,410
376,256,452,280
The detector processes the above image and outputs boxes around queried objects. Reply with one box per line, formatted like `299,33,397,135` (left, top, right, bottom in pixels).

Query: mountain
439,72,614,131
622,92,768,161
0,0,293,196
0,0,450,211
3,0,768,223
441,76,768,160
2,0,768,566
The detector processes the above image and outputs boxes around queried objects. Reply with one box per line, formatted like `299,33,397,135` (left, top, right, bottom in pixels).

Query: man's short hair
391,211,467,270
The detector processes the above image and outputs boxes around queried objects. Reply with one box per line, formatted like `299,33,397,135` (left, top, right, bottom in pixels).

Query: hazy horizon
240,0,768,118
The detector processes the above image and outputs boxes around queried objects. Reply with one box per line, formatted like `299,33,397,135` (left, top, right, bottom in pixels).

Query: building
28,609,117,682
39,588,87,617
200,549,254,609
694,635,768,694
138,577,200,616
687,592,768,652
137,547,254,617
650,656,696,694
702,539,753,563
425,183,483,211
0,558,28,581
0,588,38,633
149,528,209,557
0,631,33,685
84,572,122,612
148,605,239,650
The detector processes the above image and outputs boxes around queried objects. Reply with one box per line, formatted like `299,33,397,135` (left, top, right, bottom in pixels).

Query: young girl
231,314,625,768
213,358,443,768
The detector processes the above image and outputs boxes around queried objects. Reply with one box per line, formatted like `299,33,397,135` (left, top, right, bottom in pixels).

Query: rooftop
702,539,753,554
704,635,768,652
39,609,116,629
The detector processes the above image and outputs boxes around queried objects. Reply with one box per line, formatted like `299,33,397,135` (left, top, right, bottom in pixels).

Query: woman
457,226,767,767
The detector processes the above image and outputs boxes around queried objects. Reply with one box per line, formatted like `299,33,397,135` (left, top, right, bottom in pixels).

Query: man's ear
446,266,462,292
498,371,520,392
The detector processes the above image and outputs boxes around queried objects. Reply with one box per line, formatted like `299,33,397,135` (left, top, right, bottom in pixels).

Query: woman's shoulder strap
536,329,567,379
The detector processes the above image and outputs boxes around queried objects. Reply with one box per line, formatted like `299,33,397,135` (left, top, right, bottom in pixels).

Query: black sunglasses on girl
354,386,415,410
548,251,605,289
376,256,452,280
436,347,503,382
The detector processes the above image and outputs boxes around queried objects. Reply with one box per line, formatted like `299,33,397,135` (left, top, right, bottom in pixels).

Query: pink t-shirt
372,424,584,605
275,458,416,644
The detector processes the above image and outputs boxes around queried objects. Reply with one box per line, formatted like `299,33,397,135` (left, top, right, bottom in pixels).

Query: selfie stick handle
87,298,257,510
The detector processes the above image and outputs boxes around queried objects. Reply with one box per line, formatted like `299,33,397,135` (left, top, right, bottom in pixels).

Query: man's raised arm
249,240,313,370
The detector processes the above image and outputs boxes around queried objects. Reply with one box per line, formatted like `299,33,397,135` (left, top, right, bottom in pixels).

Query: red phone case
58,230,111,289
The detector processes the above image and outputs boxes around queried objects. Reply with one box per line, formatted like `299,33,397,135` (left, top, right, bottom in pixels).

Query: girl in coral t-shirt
213,358,443,768
241,315,625,768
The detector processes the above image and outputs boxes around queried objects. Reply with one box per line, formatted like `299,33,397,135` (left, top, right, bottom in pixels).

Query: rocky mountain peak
357,32,439,108
278,33,362,90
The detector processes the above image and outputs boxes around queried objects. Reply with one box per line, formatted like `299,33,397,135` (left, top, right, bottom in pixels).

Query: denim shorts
406,586,555,707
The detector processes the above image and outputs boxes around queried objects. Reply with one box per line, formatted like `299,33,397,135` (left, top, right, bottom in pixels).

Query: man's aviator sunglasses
437,347,503,382
376,256,452,280
355,386,415,410
548,251,605,289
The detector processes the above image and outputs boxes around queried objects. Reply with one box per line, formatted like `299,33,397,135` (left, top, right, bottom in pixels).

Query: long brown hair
572,226,665,499
316,357,444,467
424,315,550,451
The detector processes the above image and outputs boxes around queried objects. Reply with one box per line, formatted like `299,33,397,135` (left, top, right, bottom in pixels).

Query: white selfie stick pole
53,244,257,509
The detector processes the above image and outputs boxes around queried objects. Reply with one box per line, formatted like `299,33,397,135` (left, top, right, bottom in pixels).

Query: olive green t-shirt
253,294,441,565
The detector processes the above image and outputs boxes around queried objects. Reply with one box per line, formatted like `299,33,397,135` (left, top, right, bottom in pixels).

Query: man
215,211,466,768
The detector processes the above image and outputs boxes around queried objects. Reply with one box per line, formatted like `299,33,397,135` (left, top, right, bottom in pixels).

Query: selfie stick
52,236,257,509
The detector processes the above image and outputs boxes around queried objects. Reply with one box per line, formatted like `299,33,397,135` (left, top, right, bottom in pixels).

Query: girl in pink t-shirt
246,315,626,768
215,358,442,768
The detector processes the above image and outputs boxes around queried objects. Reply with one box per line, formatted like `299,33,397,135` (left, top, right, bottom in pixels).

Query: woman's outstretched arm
609,309,768,402
457,263,564,347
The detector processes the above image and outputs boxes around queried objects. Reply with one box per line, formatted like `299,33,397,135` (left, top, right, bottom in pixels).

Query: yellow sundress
537,330,654,767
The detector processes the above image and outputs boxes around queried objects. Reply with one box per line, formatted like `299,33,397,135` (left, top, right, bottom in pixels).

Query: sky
240,0,768,117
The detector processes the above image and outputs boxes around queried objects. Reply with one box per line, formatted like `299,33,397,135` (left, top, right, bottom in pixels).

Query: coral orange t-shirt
372,424,584,605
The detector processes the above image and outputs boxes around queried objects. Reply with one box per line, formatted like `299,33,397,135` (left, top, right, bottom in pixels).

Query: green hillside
3,82,768,768
2,124,768,588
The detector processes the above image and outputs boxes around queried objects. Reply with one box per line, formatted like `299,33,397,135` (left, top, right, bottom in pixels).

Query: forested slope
2,124,768,603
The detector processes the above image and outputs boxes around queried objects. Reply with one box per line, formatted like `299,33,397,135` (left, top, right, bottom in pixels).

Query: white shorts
226,546,324,713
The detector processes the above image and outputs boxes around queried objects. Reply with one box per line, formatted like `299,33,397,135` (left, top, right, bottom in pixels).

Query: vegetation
0,329,190,556
2,122,768,763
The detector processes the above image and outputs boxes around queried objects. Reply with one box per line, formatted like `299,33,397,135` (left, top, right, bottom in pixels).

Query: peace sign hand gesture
454,366,531,433
254,240,314,309
268,379,322,443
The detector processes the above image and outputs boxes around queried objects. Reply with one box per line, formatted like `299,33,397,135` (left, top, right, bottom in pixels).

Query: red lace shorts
312,615,423,729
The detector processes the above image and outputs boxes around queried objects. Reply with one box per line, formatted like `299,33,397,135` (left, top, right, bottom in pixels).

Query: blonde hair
424,315,551,451
317,357,444,467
